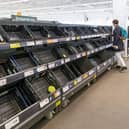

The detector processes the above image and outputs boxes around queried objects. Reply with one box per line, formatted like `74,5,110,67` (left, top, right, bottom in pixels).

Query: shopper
112,19,127,72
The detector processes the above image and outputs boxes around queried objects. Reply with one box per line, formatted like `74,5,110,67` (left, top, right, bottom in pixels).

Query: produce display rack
0,16,114,129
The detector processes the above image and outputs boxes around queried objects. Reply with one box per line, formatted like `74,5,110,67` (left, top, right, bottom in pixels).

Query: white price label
76,54,81,58
37,65,47,72
48,63,55,69
40,98,49,108
82,52,86,56
107,44,111,48
72,37,76,40
85,36,88,38
87,51,91,55
5,117,19,129
95,49,98,52
77,77,82,83
66,37,70,41
81,36,84,38
97,66,100,70
87,35,91,38
101,34,106,38
108,44,111,47
100,47,104,50
104,33,109,36
24,70,34,77
65,58,70,63
61,59,64,64
36,40,43,45
26,41,35,46
63,85,69,93
53,39,58,43
0,79,7,86
91,50,94,53
103,62,107,66
108,59,112,63
89,69,95,75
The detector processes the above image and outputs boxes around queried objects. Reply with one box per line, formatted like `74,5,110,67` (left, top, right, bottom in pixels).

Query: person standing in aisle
112,19,128,72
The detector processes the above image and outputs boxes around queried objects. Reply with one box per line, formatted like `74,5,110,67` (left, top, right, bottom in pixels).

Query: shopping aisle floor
32,62,129,129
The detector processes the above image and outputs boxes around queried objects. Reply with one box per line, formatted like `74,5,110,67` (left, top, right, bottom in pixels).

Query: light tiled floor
32,61,129,129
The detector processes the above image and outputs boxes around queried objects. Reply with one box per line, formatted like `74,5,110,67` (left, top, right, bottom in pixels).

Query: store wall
29,11,113,26
0,10,112,26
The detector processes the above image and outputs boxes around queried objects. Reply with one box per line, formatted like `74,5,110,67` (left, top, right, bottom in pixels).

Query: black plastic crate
31,48,57,65
0,93,20,124
66,62,82,77
27,25,48,40
71,58,95,74
43,26,65,38
54,45,79,58
28,77,50,100
52,64,76,86
58,27,76,37
0,82,35,125
0,64,7,78
83,41,96,51
97,51,114,62
1,25,31,42
10,52,35,71
27,72,60,100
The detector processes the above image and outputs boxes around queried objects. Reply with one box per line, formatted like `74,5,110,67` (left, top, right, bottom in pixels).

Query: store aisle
32,61,129,129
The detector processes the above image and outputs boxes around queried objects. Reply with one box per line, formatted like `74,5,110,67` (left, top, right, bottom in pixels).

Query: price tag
103,62,107,66
66,37,70,41
91,50,94,53
89,69,95,75
0,79,7,86
61,59,64,64
71,37,76,40
87,35,91,38
36,40,43,45
108,59,112,63
76,36,81,40
82,52,86,56
37,65,47,72
97,66,100,70
83,73,88,79
65,58,70,63
53,39,58,43
106,45,109,48
95,48,98,52
103,46,106,49
77,77,82,83
24,70,34,77
26,41,35,46
48,63,55,69
87,51,91,55
76,54,81,58
47,39,54,44
100,46,103,50
84,35,88,38
10,43,21,48
40,98,49,108
81,36,85,39
54,90,61,98
63,85,69,93
5,117,20,129
73,80,78,86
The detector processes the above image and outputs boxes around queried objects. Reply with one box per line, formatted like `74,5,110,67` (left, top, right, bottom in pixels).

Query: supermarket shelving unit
0,15,114,129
